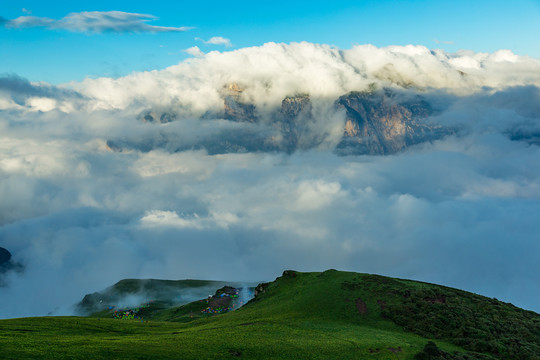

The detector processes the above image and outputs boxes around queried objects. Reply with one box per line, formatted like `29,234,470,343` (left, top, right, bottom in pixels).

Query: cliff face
269,89,448,155
223,83,257,123
277,94,313,152
108,86,451,156
335,90,447,155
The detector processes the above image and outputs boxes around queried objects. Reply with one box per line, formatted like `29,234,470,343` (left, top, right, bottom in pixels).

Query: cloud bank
2,11,192,33
0,42,539,318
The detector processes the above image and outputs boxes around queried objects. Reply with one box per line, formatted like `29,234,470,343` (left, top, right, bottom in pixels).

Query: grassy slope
1,270,538,359
77,279,235,315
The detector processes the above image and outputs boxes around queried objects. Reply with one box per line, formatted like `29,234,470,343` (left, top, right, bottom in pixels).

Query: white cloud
3,11,192,33
68,42,540,114
5,15,54,28
292,180,343,211
0,98,22,111
184,46,205,57
131,149,214,179
26,97,57,112
0,42,540,318
139,210,203,229
196,36,232,47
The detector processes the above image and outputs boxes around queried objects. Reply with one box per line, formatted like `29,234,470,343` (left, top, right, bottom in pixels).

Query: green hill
1,270,538,359
76,278,244,315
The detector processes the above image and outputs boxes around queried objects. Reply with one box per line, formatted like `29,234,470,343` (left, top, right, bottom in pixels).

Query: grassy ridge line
2,270,538,359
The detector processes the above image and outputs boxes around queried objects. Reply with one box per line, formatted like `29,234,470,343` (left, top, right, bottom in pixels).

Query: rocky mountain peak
281,94,311,119
224,82,243,94
336,89,448,155
222,83,257,123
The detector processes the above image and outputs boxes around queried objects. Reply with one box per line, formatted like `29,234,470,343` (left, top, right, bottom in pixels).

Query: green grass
0,316,456,359
1,270,538,359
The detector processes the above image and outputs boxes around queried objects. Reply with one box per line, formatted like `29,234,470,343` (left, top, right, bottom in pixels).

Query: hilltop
75,278,252,315
1,270,538,359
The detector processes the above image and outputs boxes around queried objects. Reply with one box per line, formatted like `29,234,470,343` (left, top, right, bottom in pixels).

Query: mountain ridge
106,85,453,156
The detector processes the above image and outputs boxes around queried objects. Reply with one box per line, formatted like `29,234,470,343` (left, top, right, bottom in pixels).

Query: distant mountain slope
76,278,248,315
336,89,449,155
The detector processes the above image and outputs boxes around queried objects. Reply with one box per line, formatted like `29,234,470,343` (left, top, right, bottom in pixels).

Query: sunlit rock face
223,83,257,123
218,87,451,155
335,89,449,155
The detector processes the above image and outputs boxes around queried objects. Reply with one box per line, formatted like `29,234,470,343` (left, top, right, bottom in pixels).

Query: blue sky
1,0,540,84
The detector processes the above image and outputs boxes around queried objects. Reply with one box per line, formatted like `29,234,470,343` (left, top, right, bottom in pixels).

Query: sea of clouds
1,42,539,318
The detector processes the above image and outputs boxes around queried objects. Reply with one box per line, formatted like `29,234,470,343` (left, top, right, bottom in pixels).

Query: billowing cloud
0,43,539,318
196,36,232,47
0,75,84,112
184,46,205,57
2,11,192,33
66,42,540,114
